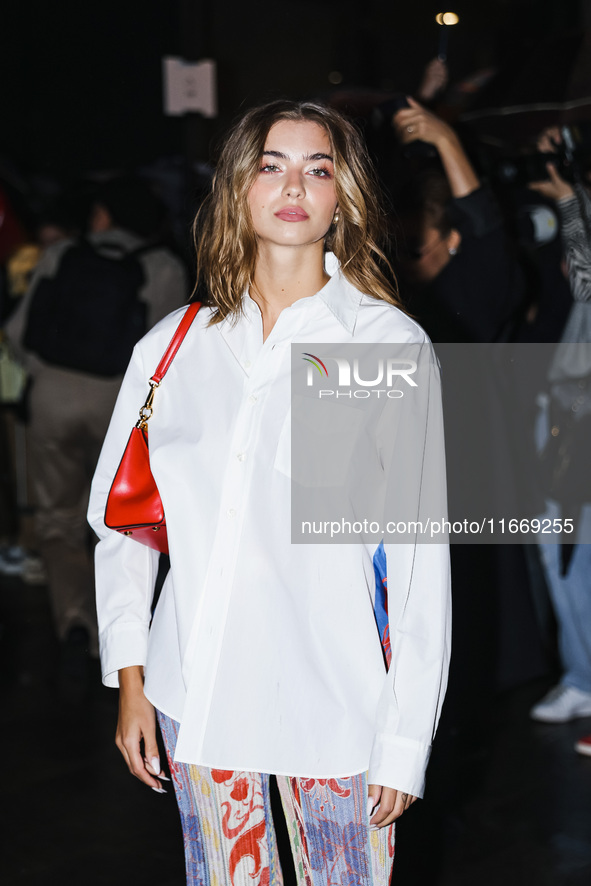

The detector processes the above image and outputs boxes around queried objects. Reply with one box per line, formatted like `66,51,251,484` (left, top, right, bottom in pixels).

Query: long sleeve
87,341,161,687
449,185,502,239
557,189,591,302
368,345,451,798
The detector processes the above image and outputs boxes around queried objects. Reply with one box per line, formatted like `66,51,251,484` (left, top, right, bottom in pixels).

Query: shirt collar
318,253,363,336
221,252,363,340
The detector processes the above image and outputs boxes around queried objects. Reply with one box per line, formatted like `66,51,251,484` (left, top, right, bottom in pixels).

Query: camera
492,124,591,187
494,153,569,187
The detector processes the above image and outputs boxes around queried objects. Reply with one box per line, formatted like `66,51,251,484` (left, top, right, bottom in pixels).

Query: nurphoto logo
302,352,417,399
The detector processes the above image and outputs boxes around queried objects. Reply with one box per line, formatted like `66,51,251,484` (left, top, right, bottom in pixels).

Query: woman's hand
367,783,418,828
536,126,562,155
529,163,574,202
115,665,168,792
417,58,449,103
393,97,456,151
529,128,574,202
393,98,480,198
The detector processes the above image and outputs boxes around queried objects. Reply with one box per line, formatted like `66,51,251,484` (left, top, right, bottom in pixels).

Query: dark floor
2,572,591,886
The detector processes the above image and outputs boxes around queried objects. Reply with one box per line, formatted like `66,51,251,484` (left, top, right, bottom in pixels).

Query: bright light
436,11,460,25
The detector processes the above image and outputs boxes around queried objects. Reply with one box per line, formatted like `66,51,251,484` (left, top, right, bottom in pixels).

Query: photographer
392,98,524,342
528,128,591,752
390,99,547,826
530,127,591,303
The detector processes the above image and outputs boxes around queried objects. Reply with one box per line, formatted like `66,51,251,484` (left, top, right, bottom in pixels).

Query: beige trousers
27,367,122,650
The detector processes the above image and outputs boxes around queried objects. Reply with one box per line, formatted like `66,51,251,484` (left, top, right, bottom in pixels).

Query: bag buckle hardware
136,380,160,431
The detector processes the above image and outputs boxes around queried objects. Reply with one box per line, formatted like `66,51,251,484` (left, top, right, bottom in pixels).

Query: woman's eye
309,167,333,178
260,164,279,173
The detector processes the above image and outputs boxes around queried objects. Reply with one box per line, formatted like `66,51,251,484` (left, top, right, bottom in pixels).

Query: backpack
23,239,149,376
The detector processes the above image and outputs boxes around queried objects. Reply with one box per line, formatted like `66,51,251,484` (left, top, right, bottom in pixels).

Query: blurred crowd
367,59,591,767
0,172,190,694
0,54,590,789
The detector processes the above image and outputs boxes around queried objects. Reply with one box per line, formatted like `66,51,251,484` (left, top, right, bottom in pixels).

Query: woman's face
247,119,338,250
402,224,461,284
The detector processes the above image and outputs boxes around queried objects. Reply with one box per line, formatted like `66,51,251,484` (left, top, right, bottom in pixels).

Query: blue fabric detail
373,542,391,665
373,542,388,642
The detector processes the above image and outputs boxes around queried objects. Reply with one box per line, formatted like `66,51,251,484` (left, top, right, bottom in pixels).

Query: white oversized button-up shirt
89,256,451,798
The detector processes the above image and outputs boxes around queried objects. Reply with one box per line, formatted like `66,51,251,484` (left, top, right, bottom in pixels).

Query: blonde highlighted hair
193,100,401,321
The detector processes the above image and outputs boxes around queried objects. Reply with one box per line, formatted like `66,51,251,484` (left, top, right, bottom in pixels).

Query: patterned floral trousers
157,712,395,886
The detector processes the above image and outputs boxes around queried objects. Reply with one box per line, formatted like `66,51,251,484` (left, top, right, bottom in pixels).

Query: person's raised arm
529,127,591,303
393,97,479,198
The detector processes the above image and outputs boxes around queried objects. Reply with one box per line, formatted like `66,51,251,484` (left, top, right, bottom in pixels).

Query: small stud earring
333,212,339,225
448,246,457,256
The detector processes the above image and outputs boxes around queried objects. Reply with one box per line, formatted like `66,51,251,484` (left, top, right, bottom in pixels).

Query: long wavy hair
193,100,401,322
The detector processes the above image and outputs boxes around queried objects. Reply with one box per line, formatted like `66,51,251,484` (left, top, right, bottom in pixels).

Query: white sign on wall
163,57,217,118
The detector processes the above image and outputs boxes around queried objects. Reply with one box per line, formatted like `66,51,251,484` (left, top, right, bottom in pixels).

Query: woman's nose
282,170,305,198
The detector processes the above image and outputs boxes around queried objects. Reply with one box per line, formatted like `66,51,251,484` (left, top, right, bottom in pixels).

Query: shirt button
244,360,252,369
237,452,246,462
227,508,237,518
248,394,258,404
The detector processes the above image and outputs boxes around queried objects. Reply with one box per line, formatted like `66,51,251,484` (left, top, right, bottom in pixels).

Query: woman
528,128,591,745
392,98,523,342
89,100,451,886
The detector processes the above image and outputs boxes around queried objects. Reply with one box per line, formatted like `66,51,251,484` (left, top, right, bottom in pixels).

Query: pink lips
274,206,309,222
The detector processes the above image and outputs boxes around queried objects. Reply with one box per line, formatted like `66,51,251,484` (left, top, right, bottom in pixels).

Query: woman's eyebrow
262,150,334,162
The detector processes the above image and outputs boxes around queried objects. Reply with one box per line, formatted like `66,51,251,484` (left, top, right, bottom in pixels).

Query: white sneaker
530,684,591,723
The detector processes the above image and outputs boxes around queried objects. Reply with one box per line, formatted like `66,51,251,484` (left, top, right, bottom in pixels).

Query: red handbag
104,302,201,553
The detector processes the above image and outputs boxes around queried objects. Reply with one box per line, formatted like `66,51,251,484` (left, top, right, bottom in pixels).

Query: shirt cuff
99,622,150,688
368,733,432,799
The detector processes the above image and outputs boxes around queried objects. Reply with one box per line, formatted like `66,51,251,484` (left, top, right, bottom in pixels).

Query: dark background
3,3,591,885
0,0,585,175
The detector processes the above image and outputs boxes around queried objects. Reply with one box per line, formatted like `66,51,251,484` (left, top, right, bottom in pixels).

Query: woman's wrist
441,157,480,198
556,187,576,204
431,126,461,155
118,665,145,690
